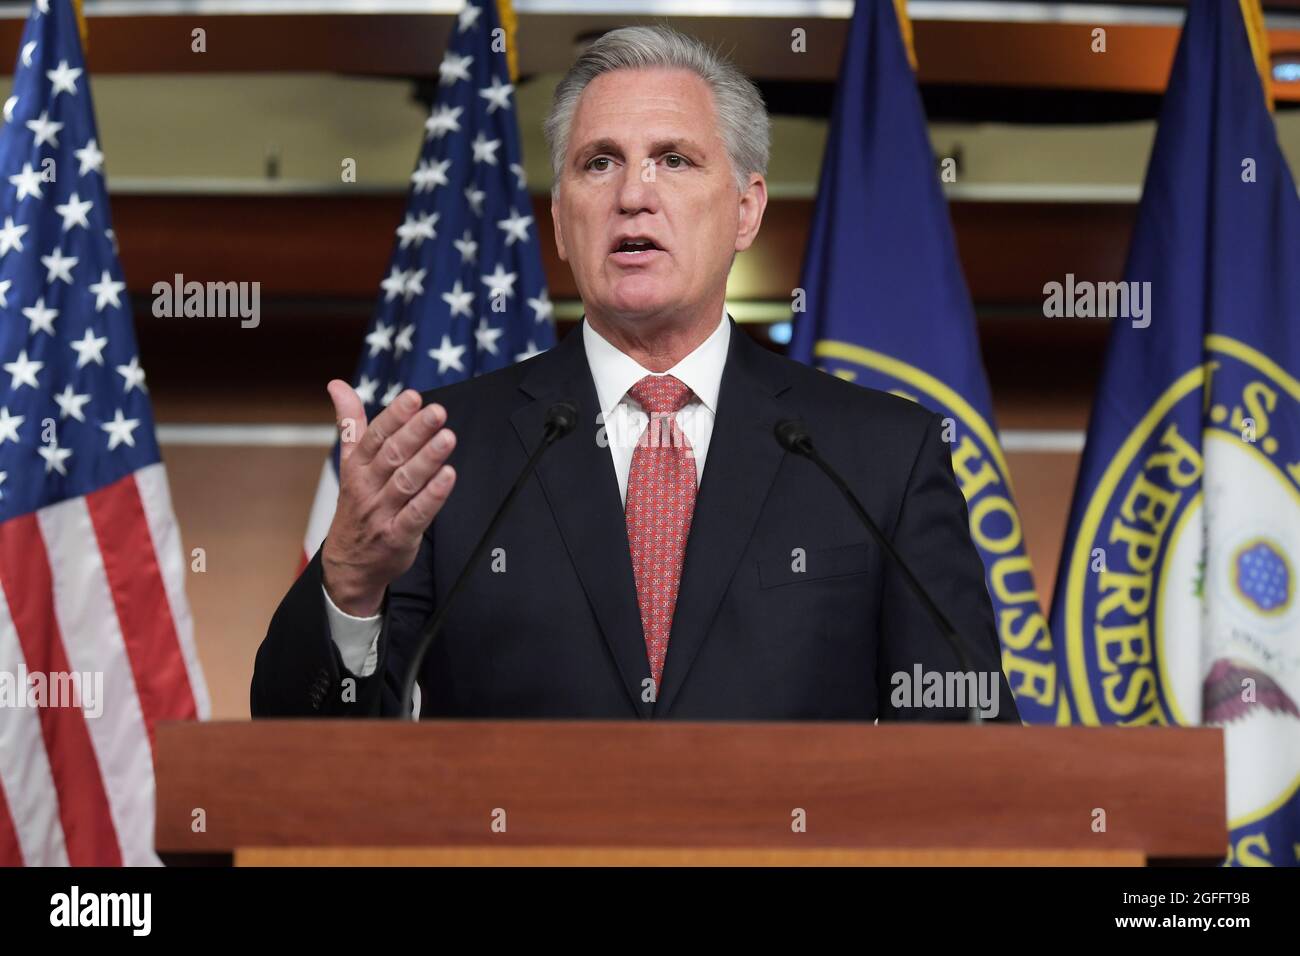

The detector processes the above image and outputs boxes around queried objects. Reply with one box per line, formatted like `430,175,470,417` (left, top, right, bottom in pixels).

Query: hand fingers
391,464,456,538
327,380,367,462
351,389,434,471
379,424,457,513
361,398,450,493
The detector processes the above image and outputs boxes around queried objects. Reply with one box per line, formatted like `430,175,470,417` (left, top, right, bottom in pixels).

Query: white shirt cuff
321,584,381,678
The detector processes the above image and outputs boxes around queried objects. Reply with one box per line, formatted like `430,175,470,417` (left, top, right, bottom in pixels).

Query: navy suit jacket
252,320,1020,722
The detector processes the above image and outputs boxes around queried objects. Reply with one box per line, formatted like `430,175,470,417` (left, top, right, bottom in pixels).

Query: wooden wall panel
6,9,1300,102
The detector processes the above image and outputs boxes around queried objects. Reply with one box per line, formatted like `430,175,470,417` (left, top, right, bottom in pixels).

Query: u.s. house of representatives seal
1061,335,1300,865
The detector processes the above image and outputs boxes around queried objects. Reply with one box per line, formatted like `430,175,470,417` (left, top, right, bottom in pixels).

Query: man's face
552,67,766,326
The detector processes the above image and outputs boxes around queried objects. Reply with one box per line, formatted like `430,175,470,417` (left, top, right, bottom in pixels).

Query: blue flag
1049,0,1300,866
789,0,1060,724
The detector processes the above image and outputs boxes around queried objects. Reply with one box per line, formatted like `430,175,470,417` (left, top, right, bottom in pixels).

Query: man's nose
616,159,660,215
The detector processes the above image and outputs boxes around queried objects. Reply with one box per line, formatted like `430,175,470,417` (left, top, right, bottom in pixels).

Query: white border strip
156,424,336,446
156,422,1085,451
999,429,1086,453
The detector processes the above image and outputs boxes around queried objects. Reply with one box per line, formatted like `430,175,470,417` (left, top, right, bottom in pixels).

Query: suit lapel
654,325,792,716
510,330,652,717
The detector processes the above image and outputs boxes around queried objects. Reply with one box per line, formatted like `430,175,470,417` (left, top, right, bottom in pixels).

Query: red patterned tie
625,374,697,690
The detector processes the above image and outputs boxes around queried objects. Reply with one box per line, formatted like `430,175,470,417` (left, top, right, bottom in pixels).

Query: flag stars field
471,131,501,165
100,408,140,451
479,75,514,113
464,185,485,215
115,356,146,393
442,279,474,317
457,2,481,32
425,104,462,140
474,318,504,355
53,383,89,421
428,335,467,374
528,290,553,324
481,263,516,301
45,58,80,96
73,137,102,175
365,321,394,357
354,374,379,405
40,245,76,284
54,190,91,230
9,162,43,201
393,324,414,357
22,296,56,335
69,326,107,367
0,406,21,443
301,0,555,593
439,51,472,86
497,207,532,245
88,269,125,311
455,229,478,264
36,437,70,474
0,216,28,254
402,267,426,302
25,108,61,146
4,349,42,390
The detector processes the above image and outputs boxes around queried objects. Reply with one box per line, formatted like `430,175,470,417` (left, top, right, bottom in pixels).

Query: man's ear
551,192,568,262
734,173,768,254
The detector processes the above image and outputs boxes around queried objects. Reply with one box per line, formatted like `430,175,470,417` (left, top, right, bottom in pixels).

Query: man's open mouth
611,237,663,255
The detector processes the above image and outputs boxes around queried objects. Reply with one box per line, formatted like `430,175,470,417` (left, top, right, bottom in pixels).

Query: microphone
398,399,579,719
774,419,983,723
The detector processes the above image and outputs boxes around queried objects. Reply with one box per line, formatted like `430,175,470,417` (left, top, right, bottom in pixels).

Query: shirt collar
582,310,730,418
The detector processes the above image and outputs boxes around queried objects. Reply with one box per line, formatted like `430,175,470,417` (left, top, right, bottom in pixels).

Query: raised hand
320,381,458,616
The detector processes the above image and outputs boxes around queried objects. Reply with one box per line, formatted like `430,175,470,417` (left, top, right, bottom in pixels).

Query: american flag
302,0,556,560
0,0,209,866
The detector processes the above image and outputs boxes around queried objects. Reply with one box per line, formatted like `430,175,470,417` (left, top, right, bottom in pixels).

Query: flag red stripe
0,514,122,866
85,474,196,752
0,777,23,866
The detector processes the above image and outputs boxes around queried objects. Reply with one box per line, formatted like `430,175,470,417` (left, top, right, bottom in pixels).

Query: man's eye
663,154,689,169
587,157,612,171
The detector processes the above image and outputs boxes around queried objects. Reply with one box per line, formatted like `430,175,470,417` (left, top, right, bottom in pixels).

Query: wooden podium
154,721,1225,866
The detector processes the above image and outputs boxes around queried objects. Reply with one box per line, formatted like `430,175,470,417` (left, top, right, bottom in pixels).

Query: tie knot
628,374,693,415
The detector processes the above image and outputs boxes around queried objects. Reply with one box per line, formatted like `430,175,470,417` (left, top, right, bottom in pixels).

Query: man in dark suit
251,25,1019,723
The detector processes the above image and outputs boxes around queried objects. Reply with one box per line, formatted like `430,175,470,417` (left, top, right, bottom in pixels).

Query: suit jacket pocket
757,542,873,589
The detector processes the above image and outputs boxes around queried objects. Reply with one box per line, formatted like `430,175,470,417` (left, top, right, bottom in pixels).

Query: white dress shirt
323,311,731,679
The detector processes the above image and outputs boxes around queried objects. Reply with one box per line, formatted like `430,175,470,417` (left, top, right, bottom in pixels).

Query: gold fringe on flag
495,0,518,83
71,0,88,50
1239,0,1274,112
892,0,918,71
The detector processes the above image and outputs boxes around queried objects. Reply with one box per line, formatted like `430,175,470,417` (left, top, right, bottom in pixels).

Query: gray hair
543,25,770,194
